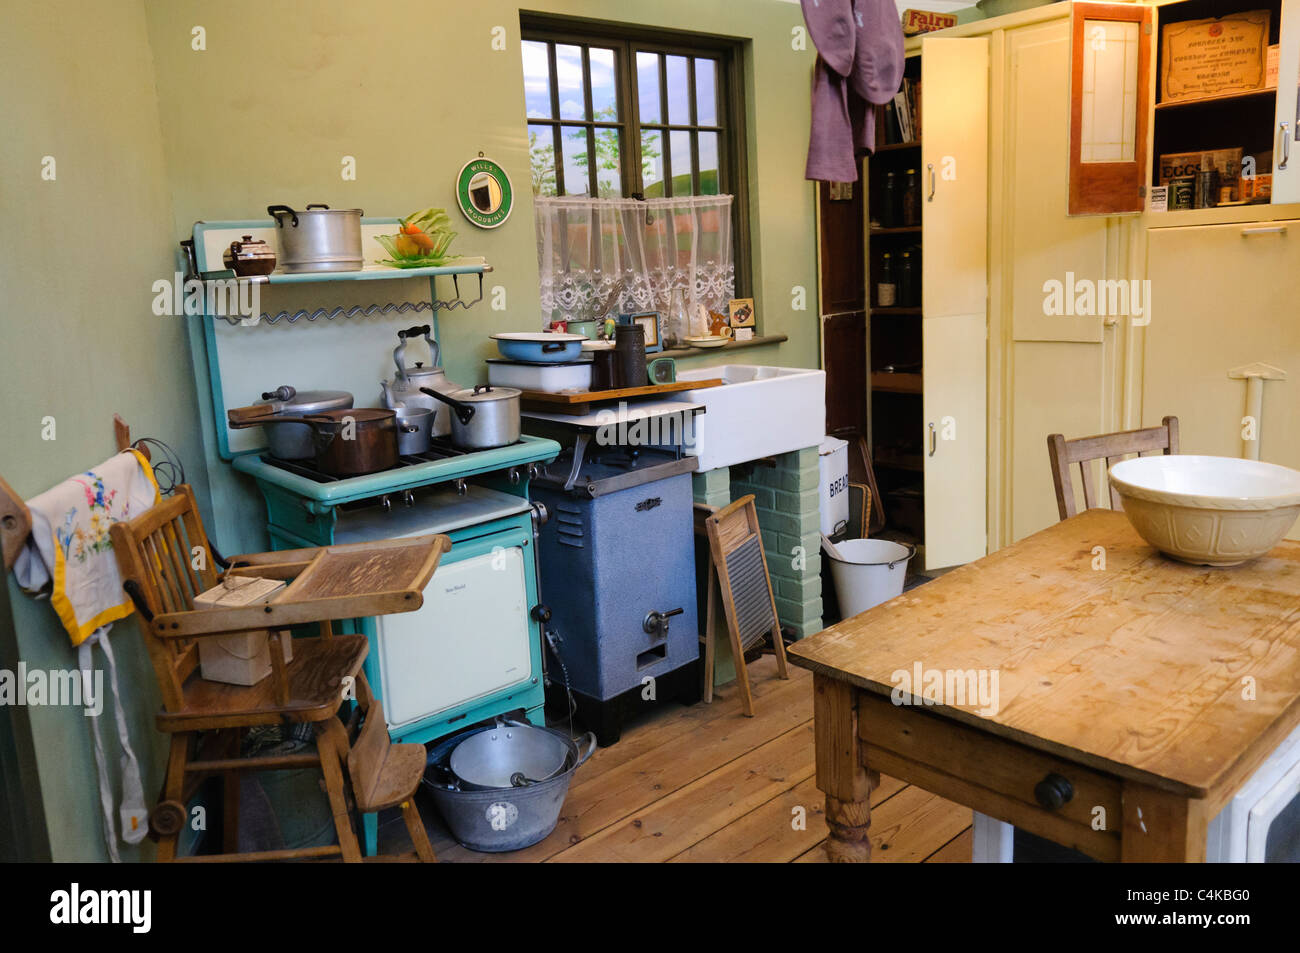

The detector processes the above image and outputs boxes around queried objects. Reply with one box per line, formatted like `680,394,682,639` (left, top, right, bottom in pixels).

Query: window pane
669,129,693,195
641,129,664,197
528,124,558,196
594,128,622,197
562,127,592,196
666,55,690,124
637,52,661,124
1080,19,1139,163
589,48,618,123
698,131,719,194
522,41,552,119
556,44,587,120
695,58,718,126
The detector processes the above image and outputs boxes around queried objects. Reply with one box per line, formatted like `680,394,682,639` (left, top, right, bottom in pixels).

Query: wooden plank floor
380,656,973,862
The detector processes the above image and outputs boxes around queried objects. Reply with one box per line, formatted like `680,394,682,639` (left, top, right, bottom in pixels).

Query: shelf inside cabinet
871,307,922,316
1154,87,1276,111
871,371,922,394
874,448,924,472
870,225,922,235
874,140,921,153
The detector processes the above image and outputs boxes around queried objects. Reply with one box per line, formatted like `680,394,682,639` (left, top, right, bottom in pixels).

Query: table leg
1120,781,1207,862
813,674,873,862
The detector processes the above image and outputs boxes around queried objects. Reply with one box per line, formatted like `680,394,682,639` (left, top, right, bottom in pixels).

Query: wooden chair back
1047,416,1179,520
110,484,221,712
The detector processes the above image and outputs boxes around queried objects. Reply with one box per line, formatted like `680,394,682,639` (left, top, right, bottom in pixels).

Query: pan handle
266,204,299,227
420,386,475,426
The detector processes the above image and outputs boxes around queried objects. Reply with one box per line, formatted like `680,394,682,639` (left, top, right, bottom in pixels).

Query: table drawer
857,689,1122,861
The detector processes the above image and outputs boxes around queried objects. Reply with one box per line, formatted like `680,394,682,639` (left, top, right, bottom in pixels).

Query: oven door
1245,760,1300,863
374,537,532,730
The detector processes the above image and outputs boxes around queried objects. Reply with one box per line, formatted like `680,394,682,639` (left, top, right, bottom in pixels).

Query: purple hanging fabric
803,0,905,182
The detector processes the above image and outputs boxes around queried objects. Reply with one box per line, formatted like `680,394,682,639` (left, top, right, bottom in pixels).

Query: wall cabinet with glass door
1068,0,1300,217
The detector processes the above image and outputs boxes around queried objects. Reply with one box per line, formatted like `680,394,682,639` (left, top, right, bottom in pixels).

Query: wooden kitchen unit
790,509,1300,863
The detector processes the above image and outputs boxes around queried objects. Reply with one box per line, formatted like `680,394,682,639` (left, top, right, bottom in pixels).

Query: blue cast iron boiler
531,446,701,746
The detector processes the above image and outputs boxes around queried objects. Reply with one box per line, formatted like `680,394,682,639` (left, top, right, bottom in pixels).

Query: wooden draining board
519,378,721,416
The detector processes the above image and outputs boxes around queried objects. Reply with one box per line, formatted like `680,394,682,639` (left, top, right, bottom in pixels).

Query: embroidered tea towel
14,448,159,860
15,449,159,644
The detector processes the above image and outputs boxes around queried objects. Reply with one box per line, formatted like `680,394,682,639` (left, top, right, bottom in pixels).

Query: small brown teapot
222,235,277,277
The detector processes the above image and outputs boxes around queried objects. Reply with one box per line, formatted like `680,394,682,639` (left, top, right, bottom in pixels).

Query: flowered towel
15,449,159,646
14,448,158,861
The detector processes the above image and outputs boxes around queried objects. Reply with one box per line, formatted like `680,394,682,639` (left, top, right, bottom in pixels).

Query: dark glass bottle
880,170,898,228
902,168,920,226
877,252,897,308
897,250,915,308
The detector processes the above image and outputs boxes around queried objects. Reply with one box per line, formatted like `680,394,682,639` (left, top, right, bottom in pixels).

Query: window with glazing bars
521,24,745,204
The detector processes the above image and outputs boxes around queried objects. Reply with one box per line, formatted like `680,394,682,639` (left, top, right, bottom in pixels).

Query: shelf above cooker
201,259,494,287
187,218,494,326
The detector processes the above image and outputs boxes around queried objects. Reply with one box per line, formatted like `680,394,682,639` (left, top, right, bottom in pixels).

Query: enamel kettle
382,324,457,436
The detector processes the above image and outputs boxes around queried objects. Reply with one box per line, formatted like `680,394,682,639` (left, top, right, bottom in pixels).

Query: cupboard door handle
1280,122,1291,171
927,163,936,202
1241,225,1288,235
928,421,937,456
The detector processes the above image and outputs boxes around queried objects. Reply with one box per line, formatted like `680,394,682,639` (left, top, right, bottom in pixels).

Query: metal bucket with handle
422,720,597,852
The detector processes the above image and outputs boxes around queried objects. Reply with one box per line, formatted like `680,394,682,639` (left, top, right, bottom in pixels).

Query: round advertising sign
456,157,513,229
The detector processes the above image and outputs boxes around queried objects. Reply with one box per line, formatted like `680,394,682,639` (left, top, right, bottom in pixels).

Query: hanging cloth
14,449,159,860
803,0,906,182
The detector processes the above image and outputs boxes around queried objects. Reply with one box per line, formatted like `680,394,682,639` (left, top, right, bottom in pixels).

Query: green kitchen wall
2,0,825,861
0,0,213,861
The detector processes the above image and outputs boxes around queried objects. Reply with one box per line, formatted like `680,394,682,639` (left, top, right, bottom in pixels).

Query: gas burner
258,437,528,483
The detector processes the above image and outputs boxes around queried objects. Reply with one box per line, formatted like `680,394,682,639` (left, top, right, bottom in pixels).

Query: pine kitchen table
788,509,1300,862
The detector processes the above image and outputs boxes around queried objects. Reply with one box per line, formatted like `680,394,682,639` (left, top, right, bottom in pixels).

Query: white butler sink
668,364,826,471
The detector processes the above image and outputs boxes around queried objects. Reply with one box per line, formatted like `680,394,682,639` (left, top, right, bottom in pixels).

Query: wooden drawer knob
1034,773,1074,810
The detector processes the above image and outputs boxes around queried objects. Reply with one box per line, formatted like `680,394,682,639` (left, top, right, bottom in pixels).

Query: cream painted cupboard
1142,219,1300,539
869,4,1132,566
866,1,1300,567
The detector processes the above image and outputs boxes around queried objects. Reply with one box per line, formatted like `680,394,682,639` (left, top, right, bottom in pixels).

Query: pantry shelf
871,371,923,394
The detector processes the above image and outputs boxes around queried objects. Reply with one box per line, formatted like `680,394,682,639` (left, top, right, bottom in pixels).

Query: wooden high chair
110,484,447,863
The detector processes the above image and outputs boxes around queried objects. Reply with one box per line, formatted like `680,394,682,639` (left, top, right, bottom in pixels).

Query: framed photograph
622,311,663,353
728,297,755,328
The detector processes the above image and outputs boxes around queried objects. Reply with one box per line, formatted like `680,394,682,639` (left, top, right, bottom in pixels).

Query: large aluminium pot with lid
420,384,520,450
226,385,354,459
266,204,363,273
382,324,458,436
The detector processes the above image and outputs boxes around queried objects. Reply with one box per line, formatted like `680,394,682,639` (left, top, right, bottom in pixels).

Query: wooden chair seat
156,634,367,732
354,742,426,814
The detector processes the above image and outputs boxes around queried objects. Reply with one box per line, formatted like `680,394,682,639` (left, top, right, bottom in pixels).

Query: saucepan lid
256,385,353,416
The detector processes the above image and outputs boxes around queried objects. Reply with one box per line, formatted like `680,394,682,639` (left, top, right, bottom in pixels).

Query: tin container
1195,169,1220,209
1169,176,1195,210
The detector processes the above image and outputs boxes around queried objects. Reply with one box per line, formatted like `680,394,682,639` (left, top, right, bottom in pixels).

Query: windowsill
657,334,787,358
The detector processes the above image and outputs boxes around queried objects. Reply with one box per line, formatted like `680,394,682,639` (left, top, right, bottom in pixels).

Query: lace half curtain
536,194,735,326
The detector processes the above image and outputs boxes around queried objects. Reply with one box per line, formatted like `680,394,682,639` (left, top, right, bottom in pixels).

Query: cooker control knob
531,604,552,624
1034,773,1074,811
508,467,521,485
